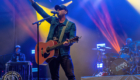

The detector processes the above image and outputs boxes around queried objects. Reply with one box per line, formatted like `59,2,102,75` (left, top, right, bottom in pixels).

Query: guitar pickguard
41,48,50,58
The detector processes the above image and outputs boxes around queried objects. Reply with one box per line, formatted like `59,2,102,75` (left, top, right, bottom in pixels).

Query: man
29,0,76,80
119,38,134,64
126,38,133,46
120,38,133,53
10,45,26,62
125,38,135,51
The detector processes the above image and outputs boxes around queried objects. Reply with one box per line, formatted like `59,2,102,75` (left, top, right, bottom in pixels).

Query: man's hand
29,0,34,3
63,39,70,46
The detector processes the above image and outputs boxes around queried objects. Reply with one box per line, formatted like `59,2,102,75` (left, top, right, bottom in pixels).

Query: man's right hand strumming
29,0,34,3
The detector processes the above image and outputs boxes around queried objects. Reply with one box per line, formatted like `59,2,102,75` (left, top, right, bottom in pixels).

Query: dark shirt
11,53,26,62
53,23,64,40
124,43,135,52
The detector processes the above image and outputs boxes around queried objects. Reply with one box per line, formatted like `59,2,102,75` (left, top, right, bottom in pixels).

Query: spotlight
32,68,38,72
97,63,100,68
99,63,103,68
97,63,103,68
31,50,35,54
97,43,105,48
61,0,64,1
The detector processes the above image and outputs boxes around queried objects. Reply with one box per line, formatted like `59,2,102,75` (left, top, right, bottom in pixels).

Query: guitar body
35,36,80,65
35,40,59,65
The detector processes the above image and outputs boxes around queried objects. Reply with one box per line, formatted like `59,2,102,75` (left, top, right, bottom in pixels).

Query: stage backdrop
0,0,140,80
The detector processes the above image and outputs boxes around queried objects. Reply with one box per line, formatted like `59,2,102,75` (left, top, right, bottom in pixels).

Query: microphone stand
32,15,52,80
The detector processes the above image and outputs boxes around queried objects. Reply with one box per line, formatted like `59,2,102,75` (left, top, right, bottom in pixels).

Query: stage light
31,50,35,54
32,68,38,72
61,0,64,1
99,63,103,68
97,63,100,68
97,43,105,48
63,1,73,6
79,0,121,53
127,0,140,14
97,63,103,68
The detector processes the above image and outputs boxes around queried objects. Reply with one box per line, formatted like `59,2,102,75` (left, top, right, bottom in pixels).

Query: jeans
49,55,75,80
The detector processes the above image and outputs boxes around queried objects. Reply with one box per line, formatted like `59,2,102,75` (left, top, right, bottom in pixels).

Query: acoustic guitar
35,36,80,65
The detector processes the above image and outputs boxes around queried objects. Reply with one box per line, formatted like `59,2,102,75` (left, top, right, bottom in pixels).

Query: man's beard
58,14,65,18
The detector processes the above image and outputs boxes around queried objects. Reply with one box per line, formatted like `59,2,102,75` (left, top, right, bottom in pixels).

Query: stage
81,75,140,80
0,78,51,80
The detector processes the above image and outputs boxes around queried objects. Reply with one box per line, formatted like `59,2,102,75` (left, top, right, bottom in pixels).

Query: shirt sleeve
32,2,52,23
69,23,76,46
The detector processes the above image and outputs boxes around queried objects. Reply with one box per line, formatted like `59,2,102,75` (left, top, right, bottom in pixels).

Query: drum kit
93,41,140,76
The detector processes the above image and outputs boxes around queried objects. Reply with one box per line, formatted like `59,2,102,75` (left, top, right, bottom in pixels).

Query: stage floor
81,74,140,80
0,78,51,80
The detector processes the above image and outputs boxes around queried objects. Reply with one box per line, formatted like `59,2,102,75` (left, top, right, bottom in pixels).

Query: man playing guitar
29,0,76,80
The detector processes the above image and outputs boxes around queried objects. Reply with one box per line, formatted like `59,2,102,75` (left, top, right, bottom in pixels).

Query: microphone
51,11,59,14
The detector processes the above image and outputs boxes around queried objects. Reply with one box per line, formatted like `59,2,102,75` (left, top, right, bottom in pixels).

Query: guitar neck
48,36,78,51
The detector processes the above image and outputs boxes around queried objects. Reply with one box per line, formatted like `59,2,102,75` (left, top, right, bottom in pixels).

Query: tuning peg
79,36,82,39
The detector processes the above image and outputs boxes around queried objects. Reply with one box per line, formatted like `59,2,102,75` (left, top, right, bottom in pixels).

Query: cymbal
129,41,140,46
135,41,140,46
98,46,111,49
92,48,105,51
105,53,119,57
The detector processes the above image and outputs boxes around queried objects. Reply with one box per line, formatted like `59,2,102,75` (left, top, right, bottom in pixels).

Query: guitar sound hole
46,50,50,53
44,53,50,58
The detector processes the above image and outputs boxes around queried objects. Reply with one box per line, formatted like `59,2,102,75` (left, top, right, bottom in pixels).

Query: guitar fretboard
49,42,64,50
47,36,79,51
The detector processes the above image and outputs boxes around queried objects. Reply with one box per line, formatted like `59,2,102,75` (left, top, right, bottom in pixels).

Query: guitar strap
58,21,69,43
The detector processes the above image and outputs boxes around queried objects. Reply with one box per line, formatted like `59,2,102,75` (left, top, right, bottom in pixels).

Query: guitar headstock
69,36,81,43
